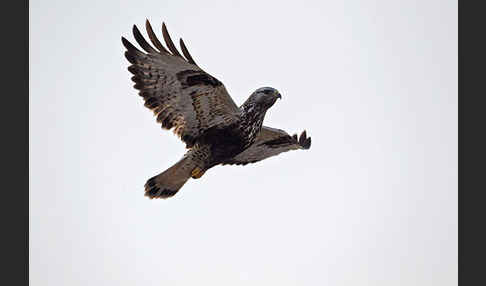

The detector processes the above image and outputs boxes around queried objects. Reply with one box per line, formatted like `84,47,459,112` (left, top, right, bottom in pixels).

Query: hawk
122,20,312,199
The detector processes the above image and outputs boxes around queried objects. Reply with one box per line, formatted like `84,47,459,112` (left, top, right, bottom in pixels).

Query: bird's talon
191,167,205,179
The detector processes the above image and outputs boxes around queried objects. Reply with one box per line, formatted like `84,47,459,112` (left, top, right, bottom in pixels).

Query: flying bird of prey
122,20,311,199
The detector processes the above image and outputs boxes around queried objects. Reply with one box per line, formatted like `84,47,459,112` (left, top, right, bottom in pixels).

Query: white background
30,0,457,285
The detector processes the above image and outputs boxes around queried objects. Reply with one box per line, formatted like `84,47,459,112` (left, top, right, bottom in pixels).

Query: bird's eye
262,89,272,95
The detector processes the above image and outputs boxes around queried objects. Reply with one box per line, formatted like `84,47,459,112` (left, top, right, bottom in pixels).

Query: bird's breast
197,114,264,165
198,124,248,163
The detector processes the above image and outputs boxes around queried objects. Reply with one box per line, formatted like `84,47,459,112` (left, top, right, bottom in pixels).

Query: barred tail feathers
144,156,195,199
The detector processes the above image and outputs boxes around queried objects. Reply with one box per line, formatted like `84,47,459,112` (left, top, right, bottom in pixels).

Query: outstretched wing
223,126,311,165
122,20,240,148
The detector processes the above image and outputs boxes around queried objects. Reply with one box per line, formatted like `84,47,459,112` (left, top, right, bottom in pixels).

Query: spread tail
144,156,195,199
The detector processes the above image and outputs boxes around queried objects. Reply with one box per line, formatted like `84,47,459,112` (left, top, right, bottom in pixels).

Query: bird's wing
122,20,240,148
222,126,311,165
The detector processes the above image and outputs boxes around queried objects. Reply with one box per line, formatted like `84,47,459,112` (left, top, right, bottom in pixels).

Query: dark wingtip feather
145,19,169,53
162,22,183,57
180,38,198,66
303,137,311,149
122,36,141,53
298,130,311,149
124,51,137,64
127,65,138,74
132,24,158,54
131,75,142,83
298,131,306,145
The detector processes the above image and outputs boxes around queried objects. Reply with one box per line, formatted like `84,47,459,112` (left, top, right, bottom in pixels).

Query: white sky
30,0,457,285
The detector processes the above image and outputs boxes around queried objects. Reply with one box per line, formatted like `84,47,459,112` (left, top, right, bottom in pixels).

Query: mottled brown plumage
122,20,311,199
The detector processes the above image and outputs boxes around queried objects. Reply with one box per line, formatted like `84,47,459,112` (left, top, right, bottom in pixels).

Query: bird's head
247,87,282,110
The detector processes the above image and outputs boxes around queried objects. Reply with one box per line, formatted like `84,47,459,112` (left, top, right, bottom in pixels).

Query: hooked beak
275,92,282,100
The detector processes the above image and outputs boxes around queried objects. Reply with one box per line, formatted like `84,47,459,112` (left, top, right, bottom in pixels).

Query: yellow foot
191,167,205,179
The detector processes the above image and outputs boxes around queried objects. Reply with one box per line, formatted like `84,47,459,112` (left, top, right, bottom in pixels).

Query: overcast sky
30,0,457,285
